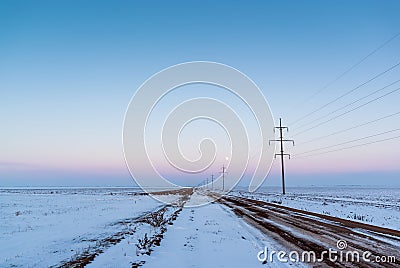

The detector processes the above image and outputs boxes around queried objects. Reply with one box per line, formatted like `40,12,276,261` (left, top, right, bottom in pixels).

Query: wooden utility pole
269,118,294,195
211,173,214,190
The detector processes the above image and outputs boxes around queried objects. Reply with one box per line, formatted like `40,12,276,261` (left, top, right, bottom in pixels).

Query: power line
288,32,400,121
296,111,400,146
293,134,400,159
289,60,400,126
294,79,400,130
294,128,400,156
291,86,400,138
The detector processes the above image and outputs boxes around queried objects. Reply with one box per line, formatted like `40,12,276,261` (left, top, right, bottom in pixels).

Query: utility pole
211,173,214,190
206,177,208,188
269,118,294,195
220,164,227,191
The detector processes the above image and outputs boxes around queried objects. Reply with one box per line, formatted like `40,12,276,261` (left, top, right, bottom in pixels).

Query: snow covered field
141,191,301,268
231,186,400,230
1,186,398,267
0,188,164,267
87,191,298,268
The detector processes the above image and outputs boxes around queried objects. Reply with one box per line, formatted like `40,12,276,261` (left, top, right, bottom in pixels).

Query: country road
6,187,397,267
66,190,399,267
216,194,400,267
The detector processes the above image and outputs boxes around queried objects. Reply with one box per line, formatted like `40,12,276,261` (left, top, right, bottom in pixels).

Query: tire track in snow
217,195,399,268
55,189,193,268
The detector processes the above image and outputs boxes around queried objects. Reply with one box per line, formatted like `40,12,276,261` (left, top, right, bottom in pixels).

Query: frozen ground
0,188,305,267
139,191,302,268
0,188,164,267
1,186,398,267
87,190,301,267
231,186,400,230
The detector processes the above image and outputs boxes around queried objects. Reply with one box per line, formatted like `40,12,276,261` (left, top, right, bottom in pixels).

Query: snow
231,186,400,230
87,190,304,267
86,200,184,267
0,188,161,267
152,193,185,205
2,186,398,267
140,191,304,268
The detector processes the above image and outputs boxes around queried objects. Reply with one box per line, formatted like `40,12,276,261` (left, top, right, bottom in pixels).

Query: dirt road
217,194,400,267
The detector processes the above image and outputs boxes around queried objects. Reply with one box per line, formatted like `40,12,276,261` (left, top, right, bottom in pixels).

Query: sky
1,0,400,187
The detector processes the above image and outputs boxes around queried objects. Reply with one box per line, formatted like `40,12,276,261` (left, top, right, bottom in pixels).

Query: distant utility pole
220,164,227,191
269,118,294,195
211,174,214,190
206,177,208,188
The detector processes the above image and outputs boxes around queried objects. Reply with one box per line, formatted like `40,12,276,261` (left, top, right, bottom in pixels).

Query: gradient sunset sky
1,0,399,187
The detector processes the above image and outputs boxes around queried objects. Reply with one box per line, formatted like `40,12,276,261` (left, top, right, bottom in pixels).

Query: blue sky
1,0,400,186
